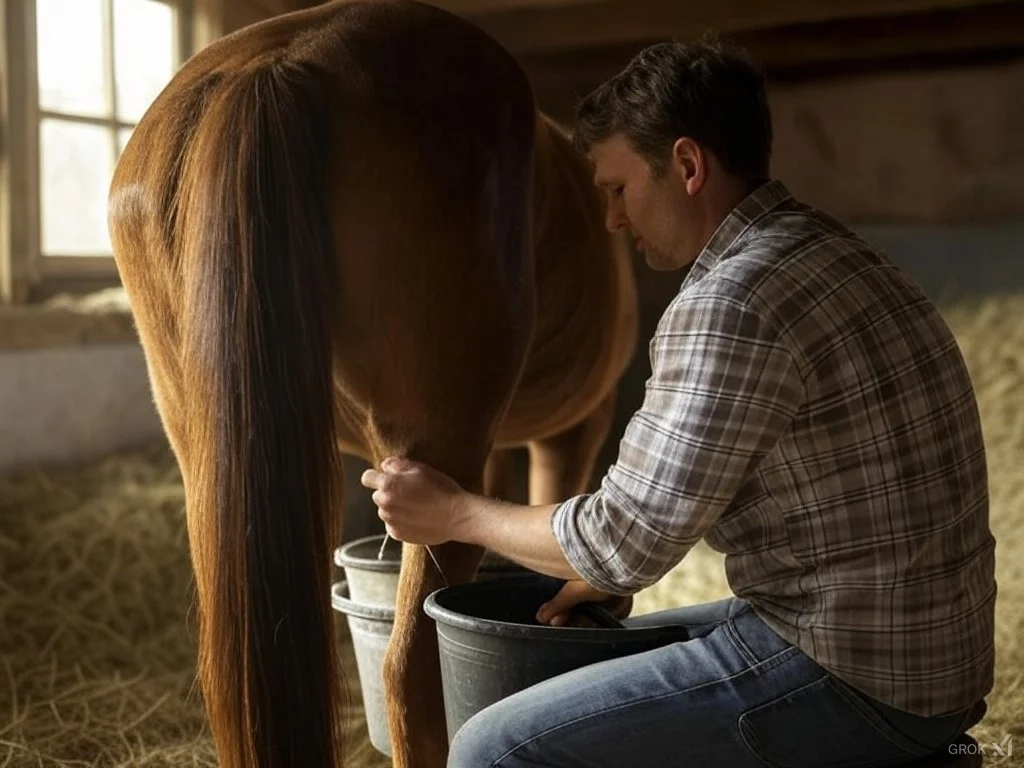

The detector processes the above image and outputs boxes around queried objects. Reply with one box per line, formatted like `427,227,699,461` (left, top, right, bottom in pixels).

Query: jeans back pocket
738,674,930,768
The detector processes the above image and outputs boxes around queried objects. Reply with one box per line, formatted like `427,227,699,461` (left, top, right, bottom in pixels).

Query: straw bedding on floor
2,295,1022,766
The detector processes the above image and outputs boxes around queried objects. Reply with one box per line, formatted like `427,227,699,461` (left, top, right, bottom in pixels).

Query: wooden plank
294,0,1004,24
469,0,1021,56
0,0,12,303
193,0,225,50
734,2,1024,77
412,0,601,15
288,0,629,13
225,0,274,32
247,0,292,15
1,0,41,304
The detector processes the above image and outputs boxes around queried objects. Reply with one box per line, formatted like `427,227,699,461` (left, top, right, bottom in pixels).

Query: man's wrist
450,490,485,546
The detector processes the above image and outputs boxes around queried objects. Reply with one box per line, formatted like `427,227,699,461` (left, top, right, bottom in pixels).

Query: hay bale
2,294,1024,766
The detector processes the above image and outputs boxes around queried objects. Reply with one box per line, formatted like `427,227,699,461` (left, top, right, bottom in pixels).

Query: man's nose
605,203,628,233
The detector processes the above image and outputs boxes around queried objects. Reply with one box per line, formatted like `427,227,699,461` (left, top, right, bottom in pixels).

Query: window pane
37,0,109,117
114,0,176,122
40,119,116,256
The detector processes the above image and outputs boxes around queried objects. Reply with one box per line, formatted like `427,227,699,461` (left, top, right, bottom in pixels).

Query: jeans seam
738,674,831,768
738,720,783,768
491,644,800,766
725,619,761,667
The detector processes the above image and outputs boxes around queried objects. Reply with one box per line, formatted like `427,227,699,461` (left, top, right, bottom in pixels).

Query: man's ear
672,137,706,195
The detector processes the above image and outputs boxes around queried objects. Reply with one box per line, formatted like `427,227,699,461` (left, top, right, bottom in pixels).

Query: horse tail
180,59,345,768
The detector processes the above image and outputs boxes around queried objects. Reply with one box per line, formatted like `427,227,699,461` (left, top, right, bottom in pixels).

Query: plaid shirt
552,180,996,717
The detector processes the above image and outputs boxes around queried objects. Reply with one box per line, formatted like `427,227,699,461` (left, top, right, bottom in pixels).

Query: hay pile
0,444,385,768
0,444,214,767
2,294,1024,766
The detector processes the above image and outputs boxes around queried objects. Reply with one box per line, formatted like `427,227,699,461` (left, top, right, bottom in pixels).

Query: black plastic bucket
423,574,691,744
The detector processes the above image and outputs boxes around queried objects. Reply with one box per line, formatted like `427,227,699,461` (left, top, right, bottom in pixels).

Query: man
361,38,996,768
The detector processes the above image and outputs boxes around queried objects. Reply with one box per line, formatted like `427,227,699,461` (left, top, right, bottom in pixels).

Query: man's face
589,133,697,272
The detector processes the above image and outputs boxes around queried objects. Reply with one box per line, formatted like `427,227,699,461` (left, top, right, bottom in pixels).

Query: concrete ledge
0,340,163,472
0,288,137,351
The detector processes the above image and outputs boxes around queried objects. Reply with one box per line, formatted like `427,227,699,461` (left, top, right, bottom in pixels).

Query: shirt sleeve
552,291,805,595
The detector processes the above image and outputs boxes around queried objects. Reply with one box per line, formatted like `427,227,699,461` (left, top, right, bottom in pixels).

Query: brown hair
573,36,773,181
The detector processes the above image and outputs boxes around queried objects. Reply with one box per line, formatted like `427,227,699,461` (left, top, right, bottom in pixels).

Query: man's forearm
453,494,584,582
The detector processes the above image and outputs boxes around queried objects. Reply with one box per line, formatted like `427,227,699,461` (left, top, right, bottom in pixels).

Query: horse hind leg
527,388,618,505
391,539,483,761
526,391,633,620
326,69,536,768
363,427,499,767
374,394,614,767
332,181,536,768
484,448,520,500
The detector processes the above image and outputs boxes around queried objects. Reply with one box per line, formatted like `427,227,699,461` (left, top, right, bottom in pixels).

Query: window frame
1,0,201,304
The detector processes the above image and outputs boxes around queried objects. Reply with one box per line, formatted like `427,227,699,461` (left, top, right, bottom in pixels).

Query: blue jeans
447,597,978,767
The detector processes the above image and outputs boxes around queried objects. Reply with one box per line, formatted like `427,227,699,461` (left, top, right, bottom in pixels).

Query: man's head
573,38,773,271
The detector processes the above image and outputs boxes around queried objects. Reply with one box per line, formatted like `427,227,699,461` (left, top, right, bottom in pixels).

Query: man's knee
447,710,511,768
448,700,553,768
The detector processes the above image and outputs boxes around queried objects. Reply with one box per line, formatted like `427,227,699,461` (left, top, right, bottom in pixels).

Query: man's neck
715,175,762,220
695,175,762,254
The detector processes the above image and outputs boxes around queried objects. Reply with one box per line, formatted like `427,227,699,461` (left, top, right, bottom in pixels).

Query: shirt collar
683,179,793,286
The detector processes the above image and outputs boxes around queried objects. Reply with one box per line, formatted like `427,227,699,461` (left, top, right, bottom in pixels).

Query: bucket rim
335,534,530,575
334,535,401,573
423,575,688,642
331,581,395,622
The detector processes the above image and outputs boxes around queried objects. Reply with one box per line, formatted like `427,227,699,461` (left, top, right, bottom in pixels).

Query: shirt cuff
551,493,636,596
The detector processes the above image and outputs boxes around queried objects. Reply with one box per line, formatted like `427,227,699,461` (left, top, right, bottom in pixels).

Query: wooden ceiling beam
292,0,607,12
520,2,1024,117
466,0,1022,56
413,0,601,15
289,0,1024,88
519,3,1024,89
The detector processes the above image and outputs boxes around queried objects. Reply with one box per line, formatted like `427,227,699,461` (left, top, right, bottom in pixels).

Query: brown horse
107,1,637,766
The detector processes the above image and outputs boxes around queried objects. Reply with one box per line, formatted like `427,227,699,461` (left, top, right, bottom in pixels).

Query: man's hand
360,457,470,546
360,456,588,584
536,579,634,627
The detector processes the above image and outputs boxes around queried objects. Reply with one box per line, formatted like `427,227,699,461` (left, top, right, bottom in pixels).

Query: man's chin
644,248,697,273
644,251,678,271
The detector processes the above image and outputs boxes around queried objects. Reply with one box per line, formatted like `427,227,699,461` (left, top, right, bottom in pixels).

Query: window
1,0,194,303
